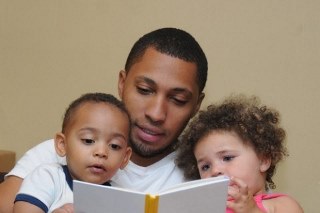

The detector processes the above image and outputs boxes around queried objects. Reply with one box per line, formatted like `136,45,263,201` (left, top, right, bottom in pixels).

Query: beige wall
1,0,319,211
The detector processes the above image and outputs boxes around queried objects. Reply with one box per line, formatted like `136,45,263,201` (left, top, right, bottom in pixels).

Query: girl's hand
52,203,74,213
227,177,263,213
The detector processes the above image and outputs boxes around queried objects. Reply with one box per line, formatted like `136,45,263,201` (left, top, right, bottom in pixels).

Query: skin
118,47,204,166
13,102,132,213
1,47,204,213
194,131,303,213
0,177,22,213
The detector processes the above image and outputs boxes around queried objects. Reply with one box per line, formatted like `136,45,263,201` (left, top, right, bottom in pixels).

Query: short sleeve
15,164,65,211
6,139,66,179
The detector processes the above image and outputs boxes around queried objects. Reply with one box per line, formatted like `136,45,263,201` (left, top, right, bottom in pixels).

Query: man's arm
0,139,65,213
0,176,23,213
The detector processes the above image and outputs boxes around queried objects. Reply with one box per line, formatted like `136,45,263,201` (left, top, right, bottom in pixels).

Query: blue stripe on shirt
15,193,48,213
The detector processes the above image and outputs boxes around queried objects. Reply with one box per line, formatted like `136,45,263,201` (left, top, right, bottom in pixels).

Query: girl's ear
120,147,132,169
259,157,271,172
54,133,67,157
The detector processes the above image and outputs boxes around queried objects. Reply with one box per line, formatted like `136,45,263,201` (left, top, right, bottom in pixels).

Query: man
0,27,208,213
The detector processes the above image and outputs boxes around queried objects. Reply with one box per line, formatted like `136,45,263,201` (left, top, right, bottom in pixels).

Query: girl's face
194,131,270,195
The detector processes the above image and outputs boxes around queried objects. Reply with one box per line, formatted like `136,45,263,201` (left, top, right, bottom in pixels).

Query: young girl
176,94,303,213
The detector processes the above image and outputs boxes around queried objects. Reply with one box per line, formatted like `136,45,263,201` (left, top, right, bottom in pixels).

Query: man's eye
137,86,152,95
109,143,121,150
172,98,187,106
82,139,95,144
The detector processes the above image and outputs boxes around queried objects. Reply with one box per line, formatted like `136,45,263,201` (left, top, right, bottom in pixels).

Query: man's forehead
134,75,196,96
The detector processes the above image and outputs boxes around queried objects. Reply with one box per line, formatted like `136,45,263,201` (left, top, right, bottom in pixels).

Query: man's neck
130,150,173,167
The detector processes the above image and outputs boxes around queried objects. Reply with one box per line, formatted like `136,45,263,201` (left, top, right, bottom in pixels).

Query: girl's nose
210,165,223,177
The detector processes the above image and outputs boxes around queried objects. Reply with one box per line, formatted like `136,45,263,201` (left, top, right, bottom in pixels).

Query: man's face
118,47,204,165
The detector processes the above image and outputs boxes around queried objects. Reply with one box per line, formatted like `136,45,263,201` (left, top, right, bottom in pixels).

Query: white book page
158,176,229,213
158,175,229,195
74,180,146,213
74,176,229,213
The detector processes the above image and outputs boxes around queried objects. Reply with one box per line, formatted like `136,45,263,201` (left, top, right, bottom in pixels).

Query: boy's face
118,47,204,165
194,131,270,195
55,102,132,184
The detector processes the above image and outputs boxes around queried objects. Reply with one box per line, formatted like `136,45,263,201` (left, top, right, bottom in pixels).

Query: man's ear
259,157,271,172
120,147,132,169
118,70,127,100
191,92,205,117
54,133,67,157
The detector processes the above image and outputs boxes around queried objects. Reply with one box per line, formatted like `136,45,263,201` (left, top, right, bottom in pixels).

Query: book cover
73,176,229,213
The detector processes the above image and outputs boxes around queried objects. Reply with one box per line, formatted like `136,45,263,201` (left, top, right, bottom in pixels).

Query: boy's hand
52,203,74,213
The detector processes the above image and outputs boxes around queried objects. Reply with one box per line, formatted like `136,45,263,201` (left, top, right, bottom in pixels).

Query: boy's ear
259,157,271,172
120,147,132,169
54,133,67,157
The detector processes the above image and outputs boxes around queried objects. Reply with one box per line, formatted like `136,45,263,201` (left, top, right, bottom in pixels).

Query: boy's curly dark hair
175,94,288,190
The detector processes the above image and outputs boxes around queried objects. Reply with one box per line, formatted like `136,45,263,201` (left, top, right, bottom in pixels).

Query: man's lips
135,124,165,143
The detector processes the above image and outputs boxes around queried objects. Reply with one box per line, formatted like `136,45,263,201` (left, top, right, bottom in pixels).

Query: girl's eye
223,156,234,162
200,164,210,172
81,139,95,144
109,143,121,150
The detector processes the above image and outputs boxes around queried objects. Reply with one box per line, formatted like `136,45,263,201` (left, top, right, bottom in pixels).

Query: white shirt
112,151,186,193
8,139,186,193
15,163,73,213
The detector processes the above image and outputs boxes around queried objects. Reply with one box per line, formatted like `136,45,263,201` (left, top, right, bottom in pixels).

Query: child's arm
52,203,74,213
227,177,264,213
13,201,44,213
14,164,70,213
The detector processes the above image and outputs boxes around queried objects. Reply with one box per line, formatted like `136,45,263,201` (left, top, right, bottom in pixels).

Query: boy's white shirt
16,163,73,213
8,139,185,193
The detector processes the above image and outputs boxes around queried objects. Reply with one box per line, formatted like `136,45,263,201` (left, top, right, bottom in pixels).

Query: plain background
1,1,319,212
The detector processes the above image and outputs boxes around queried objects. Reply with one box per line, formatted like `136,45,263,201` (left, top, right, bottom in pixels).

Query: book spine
145,194,159,213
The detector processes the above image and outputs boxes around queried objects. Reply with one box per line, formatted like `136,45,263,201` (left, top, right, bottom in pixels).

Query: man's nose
145,96,167,124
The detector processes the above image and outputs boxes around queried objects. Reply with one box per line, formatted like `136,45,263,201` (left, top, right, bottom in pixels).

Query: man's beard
129,138,178,158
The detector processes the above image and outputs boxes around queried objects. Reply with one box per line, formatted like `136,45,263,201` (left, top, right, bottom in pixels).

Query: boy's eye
82,139,95,144
109,143,121,150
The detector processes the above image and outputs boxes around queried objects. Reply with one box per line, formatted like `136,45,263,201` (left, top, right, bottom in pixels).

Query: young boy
13,93,132,213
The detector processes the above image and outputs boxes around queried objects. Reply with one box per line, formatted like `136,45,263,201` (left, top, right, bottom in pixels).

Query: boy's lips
88,164,106,174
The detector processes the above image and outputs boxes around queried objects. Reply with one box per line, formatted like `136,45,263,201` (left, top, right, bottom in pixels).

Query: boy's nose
94,144,108,158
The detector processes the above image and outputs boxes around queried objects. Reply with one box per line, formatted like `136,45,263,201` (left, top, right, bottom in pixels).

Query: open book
73,175,229,213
